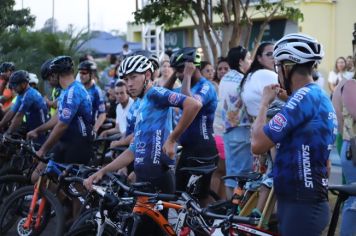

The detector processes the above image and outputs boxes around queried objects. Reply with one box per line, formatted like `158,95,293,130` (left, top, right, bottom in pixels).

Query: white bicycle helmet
119,55,153,77
273,33,324,64
29,73,39,84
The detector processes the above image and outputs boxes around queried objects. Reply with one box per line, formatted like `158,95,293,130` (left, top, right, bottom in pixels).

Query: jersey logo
269,113,287,132
168,93,182,106
62,108,72,119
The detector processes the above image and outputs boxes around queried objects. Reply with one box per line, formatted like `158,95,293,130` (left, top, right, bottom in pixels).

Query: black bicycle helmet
170,47,201,69
9,70,29,88
0,62,15,73
49,56,74,74
78,60,97,72
40,59,53,80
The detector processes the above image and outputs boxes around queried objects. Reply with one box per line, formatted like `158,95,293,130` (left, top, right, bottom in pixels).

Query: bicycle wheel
0,174,30,204
0,185,64,236
66,223,116,236
68,208,99,232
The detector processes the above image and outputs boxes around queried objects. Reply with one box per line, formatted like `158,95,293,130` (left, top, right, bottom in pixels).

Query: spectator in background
214,57,230,84
328,57,354,93
211,57,230,200
218,46,252,198
100,54,118,91
100,80,133,137
0,62,16,111
240,42,279,217
346,55,355,73
201,61,218,91
122,43,132,56
28,73,39,90
312,63,326,89
153,59,177,87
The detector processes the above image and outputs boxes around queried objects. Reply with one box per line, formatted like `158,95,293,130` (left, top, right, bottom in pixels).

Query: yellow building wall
298,0,356,81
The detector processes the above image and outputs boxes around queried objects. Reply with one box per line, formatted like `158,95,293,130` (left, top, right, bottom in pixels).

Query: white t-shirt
115,97,134,133
241,69,278,117
328,71,354,85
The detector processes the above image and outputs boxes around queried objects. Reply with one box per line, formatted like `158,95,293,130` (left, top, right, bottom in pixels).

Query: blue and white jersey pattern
125,98,141,136
11,87,49,132
176,77,217,146
264,83,337,201
129,87,186,179
57,81,93,141
87,84,106,122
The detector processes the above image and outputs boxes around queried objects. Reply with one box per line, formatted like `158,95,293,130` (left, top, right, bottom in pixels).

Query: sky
14,0,136,33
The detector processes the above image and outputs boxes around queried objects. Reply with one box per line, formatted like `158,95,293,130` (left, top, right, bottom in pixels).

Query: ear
145,70,152,80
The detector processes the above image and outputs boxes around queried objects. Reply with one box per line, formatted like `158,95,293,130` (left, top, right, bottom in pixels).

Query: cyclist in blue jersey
28,56,94,182
78,60,106,135
41,59,61,118
166,47,218,205
84,54,201,193
251,34,337,236
0,70,48,144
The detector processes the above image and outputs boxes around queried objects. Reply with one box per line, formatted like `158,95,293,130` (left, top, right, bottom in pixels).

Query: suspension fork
23,176,50,230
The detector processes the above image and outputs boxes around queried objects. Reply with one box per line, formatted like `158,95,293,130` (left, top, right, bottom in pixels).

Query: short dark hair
123,43,129,49
115,80,128,90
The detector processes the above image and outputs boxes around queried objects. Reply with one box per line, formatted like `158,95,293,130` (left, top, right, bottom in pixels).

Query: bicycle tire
0,185,64,236
0,174,30,204
66,223,117,236
68,208,99,232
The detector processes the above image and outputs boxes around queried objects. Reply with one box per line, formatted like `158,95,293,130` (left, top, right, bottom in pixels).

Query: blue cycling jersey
264,83,337,202
125,98,140,136
11,87,49,133
87,84,106,123
57,81,93,142
129,87,186,179
175,77,217,146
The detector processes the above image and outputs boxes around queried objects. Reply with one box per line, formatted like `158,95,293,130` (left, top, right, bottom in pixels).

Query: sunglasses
79,71,89,75
262,51,273,57
274,62,296,73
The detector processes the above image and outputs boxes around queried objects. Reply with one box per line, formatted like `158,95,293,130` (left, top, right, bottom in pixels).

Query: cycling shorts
52,138,94,165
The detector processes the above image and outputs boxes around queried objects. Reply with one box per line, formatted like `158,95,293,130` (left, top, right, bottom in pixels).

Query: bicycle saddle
108,146,128,153
95,133,122,142
222,172,262,183
329,184,356,197
186,154,219,165
179,164,217,175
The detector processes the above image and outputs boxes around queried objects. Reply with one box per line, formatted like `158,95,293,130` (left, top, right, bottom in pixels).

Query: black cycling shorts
52,138,94,165
176,144,218,199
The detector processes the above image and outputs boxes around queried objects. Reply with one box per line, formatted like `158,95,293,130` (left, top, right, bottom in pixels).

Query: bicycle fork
23,176,49,230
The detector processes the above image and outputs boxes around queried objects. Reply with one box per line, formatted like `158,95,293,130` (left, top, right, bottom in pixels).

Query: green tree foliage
134,0,303,62
0,0,35,33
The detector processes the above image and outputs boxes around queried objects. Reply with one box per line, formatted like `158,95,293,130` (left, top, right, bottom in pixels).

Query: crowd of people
0,33,355,235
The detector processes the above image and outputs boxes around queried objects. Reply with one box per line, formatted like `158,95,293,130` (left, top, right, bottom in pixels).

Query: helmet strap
138,75,149,98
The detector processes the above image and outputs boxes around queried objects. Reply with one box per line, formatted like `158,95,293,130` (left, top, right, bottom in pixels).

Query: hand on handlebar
27,130,39,140
162,137,176,160
84,170,104,191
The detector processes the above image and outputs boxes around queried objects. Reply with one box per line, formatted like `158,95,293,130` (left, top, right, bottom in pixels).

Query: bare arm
163,72,178,90
94,113,107,133
37,121,68,156
0,110,15,129
7,112,24,133
35,114,58,134
163,97,202,158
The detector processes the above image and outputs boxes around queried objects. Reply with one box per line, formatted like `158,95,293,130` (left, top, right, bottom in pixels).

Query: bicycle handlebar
106,172,178,201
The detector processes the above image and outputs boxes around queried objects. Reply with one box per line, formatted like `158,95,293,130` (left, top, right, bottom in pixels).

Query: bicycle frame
22,160,78,231
132,196,183,236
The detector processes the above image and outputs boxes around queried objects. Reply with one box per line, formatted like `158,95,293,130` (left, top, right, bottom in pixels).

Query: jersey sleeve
96,88,106,114
263,86,318,144
10,95,23,113
18,93,35,114
58,87,80,124
149,87,187,108
192,82,214,106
